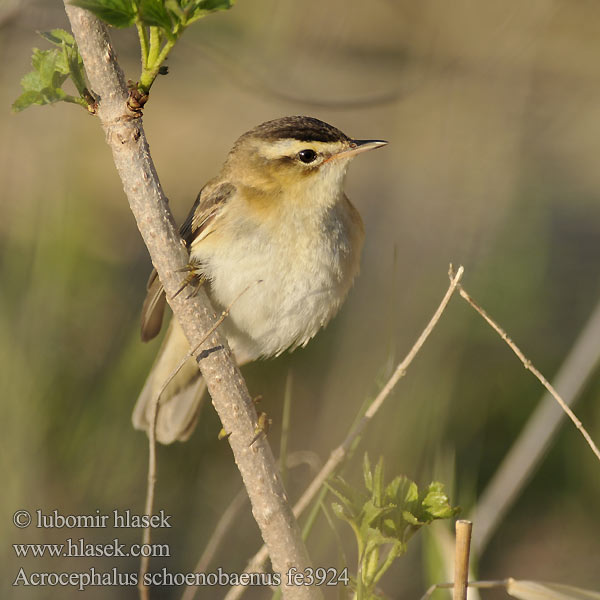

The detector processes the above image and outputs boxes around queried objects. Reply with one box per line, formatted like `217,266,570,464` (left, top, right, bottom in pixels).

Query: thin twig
457,282,600,464
453,520,472,600
469,295,600,553
224,266,465,600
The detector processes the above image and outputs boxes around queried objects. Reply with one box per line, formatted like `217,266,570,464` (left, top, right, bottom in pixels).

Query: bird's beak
333,139,388,160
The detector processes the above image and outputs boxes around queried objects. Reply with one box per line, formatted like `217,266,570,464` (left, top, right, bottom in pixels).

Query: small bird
133,116,387,444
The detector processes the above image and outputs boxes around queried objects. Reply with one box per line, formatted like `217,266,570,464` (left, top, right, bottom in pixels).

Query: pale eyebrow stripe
258,139,342,160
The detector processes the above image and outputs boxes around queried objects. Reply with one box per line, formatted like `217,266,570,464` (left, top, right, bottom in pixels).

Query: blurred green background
2,0,600,598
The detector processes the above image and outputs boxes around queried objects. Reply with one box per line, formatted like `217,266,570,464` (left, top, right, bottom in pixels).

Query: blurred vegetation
2,0,600,598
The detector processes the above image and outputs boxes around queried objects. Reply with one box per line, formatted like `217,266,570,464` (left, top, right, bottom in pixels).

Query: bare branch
469,296,600,553
457,284,600,464
225,266,465,600
62,5,319,599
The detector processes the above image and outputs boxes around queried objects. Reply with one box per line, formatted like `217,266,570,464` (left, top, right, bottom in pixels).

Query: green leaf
44,87,68,102
21,69,44,92
13,34,90,112
403,479,419,504
63,43,88,96
69,0,136,28
32,48,69,93
420,482,459,520
401,509,420,526
329,455,458,600
12,90,46,112
26,49,68,89
382,516,398,536
48,52,69,79
32,49,51,75
359,501,391,545
185,0,235,24
138,0,173,30
384,474,401,502
363,501,392,528
165,0,186,22
195,0,234,11
39,29,76,46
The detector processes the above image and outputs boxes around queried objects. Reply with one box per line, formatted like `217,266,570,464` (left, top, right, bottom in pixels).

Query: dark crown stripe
246,116,350,144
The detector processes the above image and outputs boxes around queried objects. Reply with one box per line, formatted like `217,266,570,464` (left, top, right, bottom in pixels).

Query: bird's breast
190,196,364,361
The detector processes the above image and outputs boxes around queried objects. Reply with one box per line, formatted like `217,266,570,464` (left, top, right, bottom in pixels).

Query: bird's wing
140,182,236,342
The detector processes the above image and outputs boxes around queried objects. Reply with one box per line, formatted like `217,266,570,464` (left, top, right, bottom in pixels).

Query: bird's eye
297,149,317,164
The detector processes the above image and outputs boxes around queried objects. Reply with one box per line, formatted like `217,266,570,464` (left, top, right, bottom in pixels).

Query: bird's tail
132,318,206,444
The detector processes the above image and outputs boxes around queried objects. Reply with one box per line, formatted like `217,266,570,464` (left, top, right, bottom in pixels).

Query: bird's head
222,116,387,207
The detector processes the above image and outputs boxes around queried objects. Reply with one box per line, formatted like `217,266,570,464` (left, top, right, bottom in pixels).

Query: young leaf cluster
12,30,93,113
329,455,458,599
70,0,235,94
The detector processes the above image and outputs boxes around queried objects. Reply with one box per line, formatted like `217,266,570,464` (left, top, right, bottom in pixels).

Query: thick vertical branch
63,5,319,598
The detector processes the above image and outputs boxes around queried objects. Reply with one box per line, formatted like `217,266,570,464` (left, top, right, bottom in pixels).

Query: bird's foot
249,397,272,447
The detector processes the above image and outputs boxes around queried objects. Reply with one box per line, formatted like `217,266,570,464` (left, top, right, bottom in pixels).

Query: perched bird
133,116,387,444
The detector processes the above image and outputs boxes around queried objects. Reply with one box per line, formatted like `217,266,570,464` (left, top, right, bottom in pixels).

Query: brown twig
470,295,600,553
456,280,600,464
62,6,319,600
224,266,465,600
453,520,472,600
